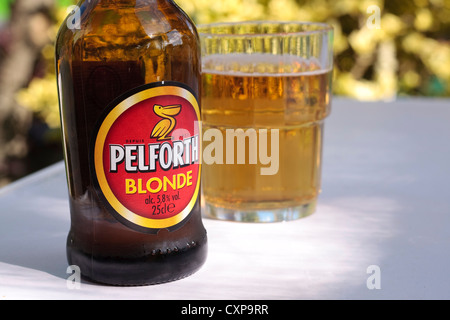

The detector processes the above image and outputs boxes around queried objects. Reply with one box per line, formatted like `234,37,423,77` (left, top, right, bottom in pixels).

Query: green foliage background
10,0,450,129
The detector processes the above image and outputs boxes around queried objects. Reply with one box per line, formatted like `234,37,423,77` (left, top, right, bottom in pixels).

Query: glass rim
197,21,333,38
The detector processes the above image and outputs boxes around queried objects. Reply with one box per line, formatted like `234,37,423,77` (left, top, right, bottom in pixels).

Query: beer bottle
55,0,207,286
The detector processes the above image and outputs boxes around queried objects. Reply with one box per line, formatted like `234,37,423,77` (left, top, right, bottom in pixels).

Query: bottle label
91,82,201,233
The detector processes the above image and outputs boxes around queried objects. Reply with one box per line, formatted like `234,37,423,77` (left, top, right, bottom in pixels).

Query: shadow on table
0,164,73,281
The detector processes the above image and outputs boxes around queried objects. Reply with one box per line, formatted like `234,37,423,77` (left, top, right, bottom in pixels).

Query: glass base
203,200,316,223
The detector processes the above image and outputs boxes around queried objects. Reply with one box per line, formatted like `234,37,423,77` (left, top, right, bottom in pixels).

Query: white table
0,97,449,300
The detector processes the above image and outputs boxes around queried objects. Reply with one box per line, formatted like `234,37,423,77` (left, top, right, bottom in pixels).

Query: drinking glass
199,21,333,222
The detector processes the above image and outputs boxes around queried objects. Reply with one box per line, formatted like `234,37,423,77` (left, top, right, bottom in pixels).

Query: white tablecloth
0,97,449,300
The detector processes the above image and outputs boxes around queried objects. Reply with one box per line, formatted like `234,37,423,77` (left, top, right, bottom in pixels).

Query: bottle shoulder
57,2,198,54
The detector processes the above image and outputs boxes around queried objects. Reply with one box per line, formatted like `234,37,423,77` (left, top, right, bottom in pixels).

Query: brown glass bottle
55,0,207,286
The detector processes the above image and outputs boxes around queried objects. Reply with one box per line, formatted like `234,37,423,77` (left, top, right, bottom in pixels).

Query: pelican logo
91,81,201,234
151,104,182,141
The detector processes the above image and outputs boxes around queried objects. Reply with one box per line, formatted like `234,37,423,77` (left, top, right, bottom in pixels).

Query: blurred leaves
11,0,450,133
16,75,60,128
178,0,450,100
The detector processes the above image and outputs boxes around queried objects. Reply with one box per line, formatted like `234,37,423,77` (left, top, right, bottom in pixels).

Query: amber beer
56,0,207,285
201,53,332,220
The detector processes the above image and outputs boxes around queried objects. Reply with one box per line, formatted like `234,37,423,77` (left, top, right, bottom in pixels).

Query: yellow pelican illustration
151,104,182,141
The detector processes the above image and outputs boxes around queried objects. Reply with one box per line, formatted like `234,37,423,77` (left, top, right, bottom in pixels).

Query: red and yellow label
91,82,201,233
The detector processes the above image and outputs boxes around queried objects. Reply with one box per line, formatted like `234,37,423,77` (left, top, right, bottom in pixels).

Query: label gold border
93,86,202,230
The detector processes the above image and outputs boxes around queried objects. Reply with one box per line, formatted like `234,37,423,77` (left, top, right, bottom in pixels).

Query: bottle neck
95,0,171,4
79,0,173,10
98,0,136,3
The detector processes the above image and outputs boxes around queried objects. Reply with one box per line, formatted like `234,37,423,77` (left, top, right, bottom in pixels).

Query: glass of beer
199,21,333,222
